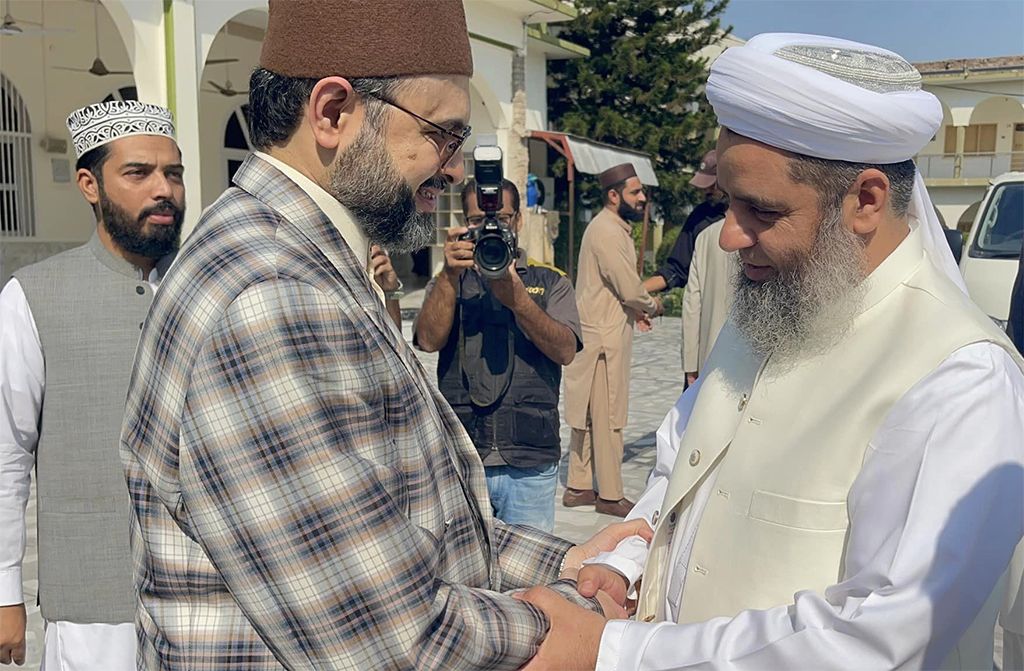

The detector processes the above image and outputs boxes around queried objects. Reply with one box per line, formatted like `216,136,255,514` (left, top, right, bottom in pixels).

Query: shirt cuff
596,619,630,671
0,567,24,606
597,619,678,671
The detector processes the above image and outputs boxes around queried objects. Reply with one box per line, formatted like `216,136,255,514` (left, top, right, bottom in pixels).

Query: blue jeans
484,462,558,532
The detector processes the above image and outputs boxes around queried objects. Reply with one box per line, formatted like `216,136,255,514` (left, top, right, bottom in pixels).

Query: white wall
198,30,262,209
923,79,1024,133
0,0,136,244
525,48,547,131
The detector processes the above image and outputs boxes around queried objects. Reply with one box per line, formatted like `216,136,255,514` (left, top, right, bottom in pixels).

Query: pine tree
547,0,731,270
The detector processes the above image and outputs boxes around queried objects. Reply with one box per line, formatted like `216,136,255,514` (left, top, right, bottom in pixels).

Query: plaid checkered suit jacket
121,154,585,670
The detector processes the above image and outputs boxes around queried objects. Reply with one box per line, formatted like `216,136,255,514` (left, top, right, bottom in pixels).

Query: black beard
618,200,645,223
100,188,183,261
328,123,439,254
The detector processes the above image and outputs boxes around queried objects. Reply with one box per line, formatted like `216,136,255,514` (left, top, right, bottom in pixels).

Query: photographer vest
437,255,573,468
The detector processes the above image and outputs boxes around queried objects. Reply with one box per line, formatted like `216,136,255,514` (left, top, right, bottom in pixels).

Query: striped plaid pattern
120,154,580,670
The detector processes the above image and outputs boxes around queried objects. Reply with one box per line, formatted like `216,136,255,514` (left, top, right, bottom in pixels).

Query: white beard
731,209,868,366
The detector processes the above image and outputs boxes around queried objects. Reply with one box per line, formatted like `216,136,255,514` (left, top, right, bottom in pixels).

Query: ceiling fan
52,0,130,76
204,78,249,97
52,0,237,77
203,57,248,97
1,0,72,36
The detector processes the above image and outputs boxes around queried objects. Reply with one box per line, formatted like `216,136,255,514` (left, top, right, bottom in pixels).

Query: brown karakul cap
598,163,638,190
260,0,474,79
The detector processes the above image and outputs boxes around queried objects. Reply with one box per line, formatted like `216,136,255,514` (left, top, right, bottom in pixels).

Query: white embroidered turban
706,33,965,292
67,101,176,159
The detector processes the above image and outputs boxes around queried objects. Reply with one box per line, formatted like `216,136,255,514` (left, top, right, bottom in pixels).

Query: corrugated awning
532,131,659,187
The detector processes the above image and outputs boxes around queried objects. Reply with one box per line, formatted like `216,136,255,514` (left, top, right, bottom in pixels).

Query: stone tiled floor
19,314,1004,667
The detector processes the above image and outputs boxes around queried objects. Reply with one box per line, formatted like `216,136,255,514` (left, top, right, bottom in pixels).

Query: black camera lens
476,234,512,272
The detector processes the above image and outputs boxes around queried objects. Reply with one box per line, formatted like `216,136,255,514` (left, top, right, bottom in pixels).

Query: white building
912,55,1024,231
1,0,643,286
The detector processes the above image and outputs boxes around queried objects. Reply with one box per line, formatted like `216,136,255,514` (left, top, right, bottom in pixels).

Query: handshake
513,519,653,671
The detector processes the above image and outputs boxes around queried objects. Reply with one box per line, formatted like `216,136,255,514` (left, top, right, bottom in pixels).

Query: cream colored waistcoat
637,228,1024,666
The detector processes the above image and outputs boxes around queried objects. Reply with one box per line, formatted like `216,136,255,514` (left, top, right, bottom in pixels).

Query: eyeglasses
363,92,471,170
466,213,516,227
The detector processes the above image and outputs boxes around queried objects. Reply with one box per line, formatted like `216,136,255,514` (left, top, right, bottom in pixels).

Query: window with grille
224,104,252,187
434,156,472,245
0,74,34,237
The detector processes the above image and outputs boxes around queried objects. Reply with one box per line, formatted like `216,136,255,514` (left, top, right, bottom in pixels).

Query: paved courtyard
18,312,1004,667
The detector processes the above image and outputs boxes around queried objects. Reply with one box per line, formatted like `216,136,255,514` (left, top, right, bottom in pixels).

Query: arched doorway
0,73,34,237
964,96,1024,178
197,14,263,209
223,104,252,188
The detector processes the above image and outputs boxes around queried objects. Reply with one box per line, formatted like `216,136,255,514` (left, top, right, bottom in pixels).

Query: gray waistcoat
13,232,172,623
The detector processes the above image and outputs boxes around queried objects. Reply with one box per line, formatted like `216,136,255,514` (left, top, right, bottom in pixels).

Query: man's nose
151,173,174,200
719,209,756,252
442,152,465,186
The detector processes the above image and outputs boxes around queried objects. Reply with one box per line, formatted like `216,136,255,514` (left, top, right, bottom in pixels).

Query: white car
960,172,1024,330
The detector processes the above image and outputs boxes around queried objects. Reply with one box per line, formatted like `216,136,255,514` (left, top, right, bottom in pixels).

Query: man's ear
849,168,890,236
307,77,359,150
76,169,101,207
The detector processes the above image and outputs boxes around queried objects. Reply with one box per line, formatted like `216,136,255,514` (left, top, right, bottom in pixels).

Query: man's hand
487,261,525,310
635,311,653,333
562,519,653,580
443,227,475,281
686,371,698,387
0,603,26,666
370,245,400,293
576,564,632,615
651,295,665,318
517,587,608,670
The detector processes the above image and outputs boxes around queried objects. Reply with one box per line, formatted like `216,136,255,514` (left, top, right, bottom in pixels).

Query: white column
168,0,204,239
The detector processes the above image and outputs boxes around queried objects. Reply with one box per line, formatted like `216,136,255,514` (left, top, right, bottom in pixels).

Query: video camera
461,144,517,280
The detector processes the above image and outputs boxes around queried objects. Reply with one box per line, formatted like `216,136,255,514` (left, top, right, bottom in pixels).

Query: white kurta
0,273,161,670
590,342,1024,670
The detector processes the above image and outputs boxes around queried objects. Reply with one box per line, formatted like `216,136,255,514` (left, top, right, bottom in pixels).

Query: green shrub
659,287,685,318
657,225,683,268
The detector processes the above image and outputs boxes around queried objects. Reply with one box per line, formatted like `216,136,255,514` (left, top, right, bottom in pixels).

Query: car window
970,182,1024,259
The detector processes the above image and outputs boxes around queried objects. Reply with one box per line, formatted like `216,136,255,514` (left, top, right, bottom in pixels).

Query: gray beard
731,208,868,365
328,124,438,254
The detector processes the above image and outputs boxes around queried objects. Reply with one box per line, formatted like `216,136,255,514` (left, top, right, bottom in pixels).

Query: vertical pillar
954,125,967,179
509,43,532,254
164,0,203,240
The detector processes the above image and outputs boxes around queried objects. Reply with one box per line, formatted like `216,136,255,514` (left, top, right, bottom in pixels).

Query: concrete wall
919,81,1024,158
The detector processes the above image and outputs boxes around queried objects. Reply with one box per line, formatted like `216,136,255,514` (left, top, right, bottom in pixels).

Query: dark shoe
562,488,597,507
596,497,635,517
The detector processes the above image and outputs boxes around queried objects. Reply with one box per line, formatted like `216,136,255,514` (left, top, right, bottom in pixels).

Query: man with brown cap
119,2,648,669
563,163,663,518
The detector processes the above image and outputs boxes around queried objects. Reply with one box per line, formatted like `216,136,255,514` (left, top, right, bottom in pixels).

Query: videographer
414,178,582,532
